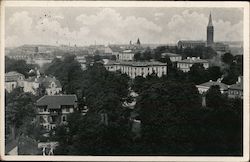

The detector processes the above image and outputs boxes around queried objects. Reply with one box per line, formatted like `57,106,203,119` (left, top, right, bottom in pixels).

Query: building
22,75,62,95
117,50,135,61
5,71,25,93
161,53,182,62
196,80,229,94
207,13,214,47
23,77,40,95
104,60,167,78
213,42,230,53
177,40,206,49
228,76,243,99
177,57,209,72
36,95,77,131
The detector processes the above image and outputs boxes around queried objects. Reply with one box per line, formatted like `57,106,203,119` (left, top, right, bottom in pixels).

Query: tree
206,85,227,109
221,52,234,65
5,88,37,139
5,56,37,77
188,63,209,84
45,55,84,94
207,66,223,81
136,81,201,154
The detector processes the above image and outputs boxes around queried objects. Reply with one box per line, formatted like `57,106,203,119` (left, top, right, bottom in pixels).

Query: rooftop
5,71,24,77
105,60,167,67
161,52,181,57
178,40,206,44
197,80,229,90
178,57,208,64
36,95,77,109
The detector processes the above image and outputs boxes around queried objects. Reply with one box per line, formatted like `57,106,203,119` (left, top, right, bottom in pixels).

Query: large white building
177,57,209,72
117,50,135,61
104,60,167,79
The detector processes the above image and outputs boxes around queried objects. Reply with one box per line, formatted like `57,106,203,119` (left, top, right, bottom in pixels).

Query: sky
5,7,243,47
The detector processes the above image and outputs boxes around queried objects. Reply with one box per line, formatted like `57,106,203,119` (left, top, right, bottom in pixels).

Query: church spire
208,12,213,26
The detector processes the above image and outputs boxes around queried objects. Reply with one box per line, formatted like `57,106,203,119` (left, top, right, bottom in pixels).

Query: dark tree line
5,56,37,77
221,53,243,85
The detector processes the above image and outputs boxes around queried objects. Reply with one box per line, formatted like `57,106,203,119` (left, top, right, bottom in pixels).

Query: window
66,108,70,112
62,116,66,122
44,108,47,112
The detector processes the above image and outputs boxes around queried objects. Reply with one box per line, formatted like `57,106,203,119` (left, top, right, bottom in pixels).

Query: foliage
221,52,234,65
5,88,37,139
5,56,37,77
44,55,84,94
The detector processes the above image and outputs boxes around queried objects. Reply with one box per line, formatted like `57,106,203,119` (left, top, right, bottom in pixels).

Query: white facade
23,80,40,95
177,57,209,72
118,50,135,61
5,71,25,93
45,81,62,95
105,61,167,79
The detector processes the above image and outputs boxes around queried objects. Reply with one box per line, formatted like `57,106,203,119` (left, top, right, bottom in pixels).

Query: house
5,71,25,93
104,60,167,79
161,53,182,62
36,95,78,131
22,75,62,95
177,57,209,72
196,80,229,94
228,76,243,99
42,76,62,95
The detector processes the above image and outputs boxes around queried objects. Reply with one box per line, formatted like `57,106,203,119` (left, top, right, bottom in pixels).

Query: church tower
207,13,214,47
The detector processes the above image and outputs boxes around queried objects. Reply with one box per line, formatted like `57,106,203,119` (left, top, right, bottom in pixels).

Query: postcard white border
0,1,249,162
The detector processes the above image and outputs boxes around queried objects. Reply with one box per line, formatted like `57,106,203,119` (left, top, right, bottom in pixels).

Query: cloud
154,12,164,17
163,10,243,43
54,15,64,19
76,8,162,44
5,8,243,47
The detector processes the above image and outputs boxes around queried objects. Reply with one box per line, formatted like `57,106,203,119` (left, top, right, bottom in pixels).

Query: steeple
207,12,214,47
136,38,141,45
208,12,213,27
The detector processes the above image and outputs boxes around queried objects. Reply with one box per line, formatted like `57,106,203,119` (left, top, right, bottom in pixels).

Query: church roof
208,13,213,27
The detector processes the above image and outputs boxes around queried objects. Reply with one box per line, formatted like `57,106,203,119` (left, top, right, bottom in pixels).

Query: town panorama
4,7,244,157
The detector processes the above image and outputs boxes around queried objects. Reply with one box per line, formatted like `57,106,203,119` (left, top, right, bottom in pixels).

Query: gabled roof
197,80,229,90
37,95,77,109
42,76,62,88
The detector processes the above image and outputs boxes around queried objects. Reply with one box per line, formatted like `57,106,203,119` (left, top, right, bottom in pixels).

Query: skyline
5,7,243,47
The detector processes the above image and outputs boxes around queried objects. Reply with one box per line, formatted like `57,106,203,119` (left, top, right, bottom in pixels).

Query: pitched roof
178,40,206,44
5,71,24,77
161,53,181,57
42,76,62,88
5,71,25,82
36,95,77,109
197,81,229,90
229,83,243,90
